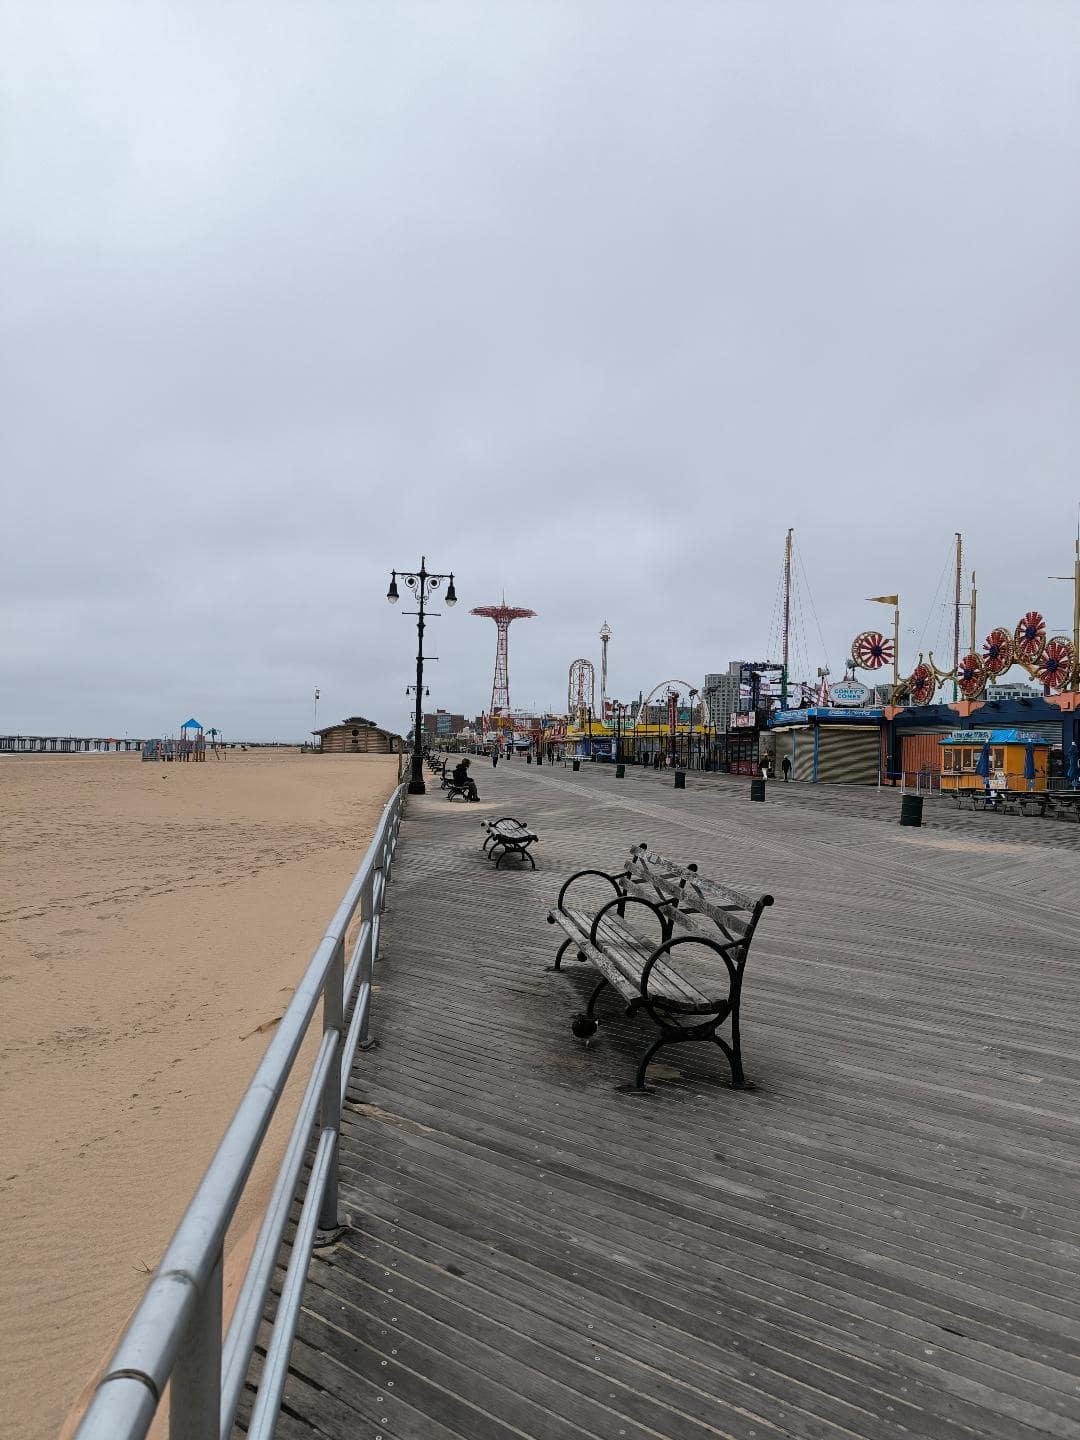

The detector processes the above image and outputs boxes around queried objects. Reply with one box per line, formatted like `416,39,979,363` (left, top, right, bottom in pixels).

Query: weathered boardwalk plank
242,763,1080,1440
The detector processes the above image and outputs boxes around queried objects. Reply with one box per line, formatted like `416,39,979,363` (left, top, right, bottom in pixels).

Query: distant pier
0,735,143,754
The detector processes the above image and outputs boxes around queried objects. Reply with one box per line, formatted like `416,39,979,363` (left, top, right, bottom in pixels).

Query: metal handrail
75,781,407,1440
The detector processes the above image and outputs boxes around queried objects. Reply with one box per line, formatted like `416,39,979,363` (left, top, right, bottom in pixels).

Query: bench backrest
624,844,773,957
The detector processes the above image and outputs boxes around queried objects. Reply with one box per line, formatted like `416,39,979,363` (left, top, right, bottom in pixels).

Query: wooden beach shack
313,715,404,754
939,727,1049,792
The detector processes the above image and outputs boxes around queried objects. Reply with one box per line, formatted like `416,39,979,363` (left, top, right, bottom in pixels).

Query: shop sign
945,730,992,744
828,681,869,707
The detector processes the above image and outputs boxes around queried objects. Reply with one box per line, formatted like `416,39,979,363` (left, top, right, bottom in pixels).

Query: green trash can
674,770,686,789
615,763,625,779
899,794,923,827
750,778,766,802
572,759,580,772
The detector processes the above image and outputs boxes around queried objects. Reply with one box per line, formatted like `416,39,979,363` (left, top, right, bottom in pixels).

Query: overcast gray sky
3,2,1080,739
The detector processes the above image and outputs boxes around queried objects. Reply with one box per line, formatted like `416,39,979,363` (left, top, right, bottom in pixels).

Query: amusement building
422,533,1080,790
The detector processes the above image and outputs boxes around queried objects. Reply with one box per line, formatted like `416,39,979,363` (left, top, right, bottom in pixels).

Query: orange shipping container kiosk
939,729,1049,792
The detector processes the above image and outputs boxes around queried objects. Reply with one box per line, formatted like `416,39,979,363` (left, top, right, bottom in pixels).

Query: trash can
674,770,686,789
750,778,766,802
615,763,625,779
900,794,923,827
527,754,532,764
536,755,543,766
572,759,580,772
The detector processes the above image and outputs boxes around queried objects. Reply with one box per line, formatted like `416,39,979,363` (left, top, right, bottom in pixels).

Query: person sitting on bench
452,757,480,801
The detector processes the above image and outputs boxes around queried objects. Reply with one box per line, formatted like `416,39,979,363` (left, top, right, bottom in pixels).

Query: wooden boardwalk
247,762,1080,1440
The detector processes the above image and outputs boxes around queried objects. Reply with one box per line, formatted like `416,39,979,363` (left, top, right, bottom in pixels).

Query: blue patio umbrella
1068,741,1079,790
974,742,991,790
1023,742,1036,792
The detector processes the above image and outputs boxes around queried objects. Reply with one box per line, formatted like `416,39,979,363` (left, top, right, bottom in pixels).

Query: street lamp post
688,688,698,770
387,557,457,795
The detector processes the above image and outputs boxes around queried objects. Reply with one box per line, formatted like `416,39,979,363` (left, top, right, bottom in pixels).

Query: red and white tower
471,603,536,720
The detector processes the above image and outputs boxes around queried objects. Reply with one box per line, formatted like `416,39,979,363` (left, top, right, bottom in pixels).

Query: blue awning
180,718,203,730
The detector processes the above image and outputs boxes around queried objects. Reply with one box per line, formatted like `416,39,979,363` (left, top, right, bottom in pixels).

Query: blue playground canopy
180,718,203,730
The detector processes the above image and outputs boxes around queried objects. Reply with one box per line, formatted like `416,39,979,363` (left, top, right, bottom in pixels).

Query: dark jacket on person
452,761,471,785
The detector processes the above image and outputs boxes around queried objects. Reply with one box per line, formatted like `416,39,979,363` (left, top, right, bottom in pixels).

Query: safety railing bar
342,919,372,1016
339,981,371,1108
218,1028,339,1440
245,1127,337,1440
76,781,405,1440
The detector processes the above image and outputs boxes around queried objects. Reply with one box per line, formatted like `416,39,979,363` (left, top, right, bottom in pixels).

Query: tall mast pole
1073,529,1080,692
781,527,792,707
969,572,977,654
952,532,962,701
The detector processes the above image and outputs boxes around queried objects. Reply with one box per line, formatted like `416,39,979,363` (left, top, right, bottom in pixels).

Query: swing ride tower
471,603,536,723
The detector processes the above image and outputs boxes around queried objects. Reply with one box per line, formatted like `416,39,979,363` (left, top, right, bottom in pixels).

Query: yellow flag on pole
866,595,898,605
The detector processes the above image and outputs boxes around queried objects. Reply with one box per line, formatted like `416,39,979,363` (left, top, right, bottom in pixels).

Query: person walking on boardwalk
781,754,792,783
453,756,480,801
491,743,499,769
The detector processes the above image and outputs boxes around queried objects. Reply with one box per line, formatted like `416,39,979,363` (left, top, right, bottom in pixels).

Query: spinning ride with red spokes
1014,611,1046,663
956,652,986,700
981,627,1013,677
851,631,894,670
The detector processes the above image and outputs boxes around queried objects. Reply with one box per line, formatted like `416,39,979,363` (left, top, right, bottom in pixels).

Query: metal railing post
317,939,344,1232
170,1249,222,1440
358,867,377,1049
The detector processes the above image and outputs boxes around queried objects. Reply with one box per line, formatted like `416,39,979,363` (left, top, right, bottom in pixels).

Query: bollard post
615,763,625,779
674,770,686,789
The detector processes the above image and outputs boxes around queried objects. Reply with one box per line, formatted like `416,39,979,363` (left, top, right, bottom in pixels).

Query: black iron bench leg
547,937,574,972
713,1034,745,1088
572,977,609,1040
634,1034,669,1090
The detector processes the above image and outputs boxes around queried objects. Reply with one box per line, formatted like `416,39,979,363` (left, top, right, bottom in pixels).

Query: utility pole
781,528,792,707
1048,524,1080,692
952,532,962,701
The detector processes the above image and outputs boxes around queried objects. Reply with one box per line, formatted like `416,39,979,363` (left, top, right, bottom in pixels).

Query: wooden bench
481,817,539,869
546,843,773,1091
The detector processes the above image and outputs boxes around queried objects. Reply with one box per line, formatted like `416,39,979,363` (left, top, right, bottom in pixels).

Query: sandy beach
0,750,400,1440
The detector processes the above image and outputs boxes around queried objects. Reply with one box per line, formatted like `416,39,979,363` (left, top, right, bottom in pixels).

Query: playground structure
471,603,536,725
141,718,223,762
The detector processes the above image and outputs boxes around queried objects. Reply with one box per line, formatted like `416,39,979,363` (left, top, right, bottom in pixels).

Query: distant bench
953,790,1057,818
442,771,478,801
481,817,539,869
546,843,773,1091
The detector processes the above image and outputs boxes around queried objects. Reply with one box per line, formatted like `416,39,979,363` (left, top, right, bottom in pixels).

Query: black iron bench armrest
554,868,626,915
639,933,741,1010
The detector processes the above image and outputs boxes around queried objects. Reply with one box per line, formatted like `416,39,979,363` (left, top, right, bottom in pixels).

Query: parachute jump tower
471,602,536,722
